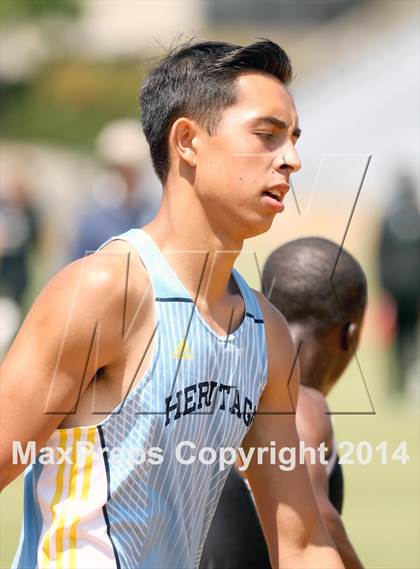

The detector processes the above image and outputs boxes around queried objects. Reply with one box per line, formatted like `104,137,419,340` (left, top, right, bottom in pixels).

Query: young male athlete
200,237,366,569
1,41,344,568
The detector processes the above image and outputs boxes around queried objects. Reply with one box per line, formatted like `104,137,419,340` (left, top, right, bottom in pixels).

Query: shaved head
262,237,367,334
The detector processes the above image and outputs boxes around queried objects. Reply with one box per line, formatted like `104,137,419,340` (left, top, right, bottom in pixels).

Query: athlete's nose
273,143,302,175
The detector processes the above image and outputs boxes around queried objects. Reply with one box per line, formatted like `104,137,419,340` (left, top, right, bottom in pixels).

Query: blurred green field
1,344,418,568
327,347,419,568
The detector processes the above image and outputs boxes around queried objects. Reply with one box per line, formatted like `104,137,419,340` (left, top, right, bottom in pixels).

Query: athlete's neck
289,324,332,396
143,185,245,305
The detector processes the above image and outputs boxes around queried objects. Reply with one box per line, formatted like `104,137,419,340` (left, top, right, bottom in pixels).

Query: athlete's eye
254,132,274,141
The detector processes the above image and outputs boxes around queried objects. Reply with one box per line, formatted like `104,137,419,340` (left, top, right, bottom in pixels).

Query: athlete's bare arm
297,387,364,569
0,241,151,490
242,293,344,569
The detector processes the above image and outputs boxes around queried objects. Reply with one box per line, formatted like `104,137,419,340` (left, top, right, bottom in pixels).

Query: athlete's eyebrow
251,116,301,139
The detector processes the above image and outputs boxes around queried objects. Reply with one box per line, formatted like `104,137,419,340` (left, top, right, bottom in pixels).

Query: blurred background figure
69,118,159,260
378,172,420,397
0,172,40,353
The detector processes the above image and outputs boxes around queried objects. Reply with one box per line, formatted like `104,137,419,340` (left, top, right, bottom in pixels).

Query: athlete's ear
340,322,359,351
169,117,198,169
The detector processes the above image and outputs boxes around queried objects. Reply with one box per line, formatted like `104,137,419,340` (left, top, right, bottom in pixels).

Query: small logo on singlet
172,338,193,360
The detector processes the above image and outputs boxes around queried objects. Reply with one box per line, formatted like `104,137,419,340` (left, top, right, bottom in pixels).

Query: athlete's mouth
262,183,289,203
262,190,282,202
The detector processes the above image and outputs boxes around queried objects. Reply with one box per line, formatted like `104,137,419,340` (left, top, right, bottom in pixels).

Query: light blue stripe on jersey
11,461,44,569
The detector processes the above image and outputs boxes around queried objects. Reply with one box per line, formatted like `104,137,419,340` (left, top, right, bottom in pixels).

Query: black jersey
328,454,344,514
199,467,271,569
200,446,344,569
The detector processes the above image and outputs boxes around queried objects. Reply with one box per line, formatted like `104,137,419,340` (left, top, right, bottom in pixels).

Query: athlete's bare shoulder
2,237,150,392
92,237,150,295
48,237,151,334
251,290,299,412
297,386,333,452
253,289,291,344
300,385,329,415
253,290,295,363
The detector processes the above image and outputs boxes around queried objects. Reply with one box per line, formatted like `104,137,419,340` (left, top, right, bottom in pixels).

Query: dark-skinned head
262,238,367,394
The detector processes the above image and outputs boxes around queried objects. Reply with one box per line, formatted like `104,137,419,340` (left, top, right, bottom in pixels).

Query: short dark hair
139,39,292,183
262,237,367,333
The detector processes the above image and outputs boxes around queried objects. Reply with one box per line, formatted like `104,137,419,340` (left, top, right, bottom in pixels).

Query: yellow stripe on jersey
55,427,82,569
68,428,97,568
40,429,67,567
38,427,101,568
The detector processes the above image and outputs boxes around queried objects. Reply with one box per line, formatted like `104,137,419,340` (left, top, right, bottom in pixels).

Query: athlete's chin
241,212,280,238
